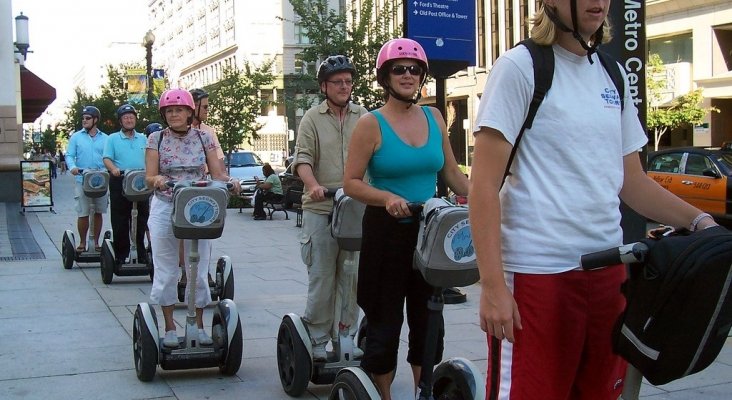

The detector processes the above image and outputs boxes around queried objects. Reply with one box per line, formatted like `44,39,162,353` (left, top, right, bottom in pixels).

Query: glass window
226,152,262,167
648,33,693,64
648,153,683,173
684,153,713,176
295,22,310,45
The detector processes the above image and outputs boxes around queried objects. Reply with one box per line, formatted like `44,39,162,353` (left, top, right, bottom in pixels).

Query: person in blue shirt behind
103,104,149,265
66,105,109,253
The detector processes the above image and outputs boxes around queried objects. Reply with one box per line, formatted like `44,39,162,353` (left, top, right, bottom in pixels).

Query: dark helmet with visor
317,55,356,84
81,105,101,119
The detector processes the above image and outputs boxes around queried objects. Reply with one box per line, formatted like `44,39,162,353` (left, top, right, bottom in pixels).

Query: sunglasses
390,64,423,76
81,116,93,121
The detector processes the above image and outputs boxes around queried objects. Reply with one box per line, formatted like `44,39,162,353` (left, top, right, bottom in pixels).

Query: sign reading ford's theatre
405,0,476,66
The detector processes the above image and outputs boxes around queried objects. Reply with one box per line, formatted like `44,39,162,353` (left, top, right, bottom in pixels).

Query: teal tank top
368,107,444,202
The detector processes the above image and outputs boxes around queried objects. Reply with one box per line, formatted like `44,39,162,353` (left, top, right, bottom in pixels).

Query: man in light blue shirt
66,105,109,253
103,104,149,265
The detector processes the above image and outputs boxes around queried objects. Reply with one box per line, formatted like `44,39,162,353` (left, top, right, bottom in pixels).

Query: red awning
19,66,56,123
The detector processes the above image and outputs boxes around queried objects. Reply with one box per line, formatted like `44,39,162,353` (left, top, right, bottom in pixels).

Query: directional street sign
405,0,476,66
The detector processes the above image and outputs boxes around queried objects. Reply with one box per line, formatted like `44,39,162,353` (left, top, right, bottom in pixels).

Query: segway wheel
133,304,159,382
103,230,112,241
62,233,75,270
101,242,114,284
276,317,311,396
329,369,372,400
217,257,235,301
432,357,485,400
213,302,243,375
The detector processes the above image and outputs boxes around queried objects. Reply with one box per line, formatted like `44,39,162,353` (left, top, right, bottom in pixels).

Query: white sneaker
198,329,213,346
163,330,179,348
312,342,327,361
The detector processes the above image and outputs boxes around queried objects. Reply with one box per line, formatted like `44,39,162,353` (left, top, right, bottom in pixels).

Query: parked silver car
226,151,264,201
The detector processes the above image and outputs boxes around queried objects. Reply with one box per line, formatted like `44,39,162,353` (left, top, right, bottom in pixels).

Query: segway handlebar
580,242,649,271
165,180,234,190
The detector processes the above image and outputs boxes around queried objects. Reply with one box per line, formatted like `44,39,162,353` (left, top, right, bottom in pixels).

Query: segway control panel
82,170,110,198
122,169,153,203
413,198,478,288
171,180,229,239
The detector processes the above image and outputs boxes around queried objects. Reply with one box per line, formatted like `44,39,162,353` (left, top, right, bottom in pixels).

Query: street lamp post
143,30,155,107
14,12,31,61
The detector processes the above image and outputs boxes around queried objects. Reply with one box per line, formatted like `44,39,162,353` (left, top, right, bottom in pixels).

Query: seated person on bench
253,163,284,220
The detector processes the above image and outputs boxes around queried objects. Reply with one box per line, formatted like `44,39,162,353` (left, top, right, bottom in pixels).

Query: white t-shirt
474,44,648,274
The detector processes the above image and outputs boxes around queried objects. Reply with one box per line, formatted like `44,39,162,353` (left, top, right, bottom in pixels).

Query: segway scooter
100,169,154,284
132,180,243,381
62,169,110,269
276,189,366,397
177,255,234,302
328,198,485,400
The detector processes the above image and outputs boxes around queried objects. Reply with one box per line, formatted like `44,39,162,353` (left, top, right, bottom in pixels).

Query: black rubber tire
62,234,75,270
101,242,114,284
221,317,243,375
328,370,372,400
133,304,158,382
276,317,311,396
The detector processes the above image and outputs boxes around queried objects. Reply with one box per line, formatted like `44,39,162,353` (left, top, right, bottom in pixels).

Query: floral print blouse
146,127,218,202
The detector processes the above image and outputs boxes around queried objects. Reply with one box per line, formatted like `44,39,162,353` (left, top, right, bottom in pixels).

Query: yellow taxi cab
647,145,732,219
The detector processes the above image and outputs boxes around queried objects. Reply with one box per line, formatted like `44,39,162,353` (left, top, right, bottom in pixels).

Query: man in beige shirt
293,55,368,360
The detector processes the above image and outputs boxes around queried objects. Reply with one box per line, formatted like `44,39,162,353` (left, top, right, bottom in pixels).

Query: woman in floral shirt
145,88,239,348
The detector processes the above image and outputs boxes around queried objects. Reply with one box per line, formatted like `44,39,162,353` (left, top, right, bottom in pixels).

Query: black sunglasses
81,116,93,121
390,64,423,76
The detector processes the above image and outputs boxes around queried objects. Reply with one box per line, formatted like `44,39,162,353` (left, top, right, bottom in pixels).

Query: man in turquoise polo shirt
67,105,109,253
103,104,149,265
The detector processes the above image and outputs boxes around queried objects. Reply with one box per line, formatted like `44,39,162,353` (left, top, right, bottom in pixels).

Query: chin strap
545,4,604,64
170,126,189,135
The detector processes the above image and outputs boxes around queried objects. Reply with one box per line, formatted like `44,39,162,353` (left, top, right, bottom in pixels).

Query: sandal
76,244,87,253
94,246,102,252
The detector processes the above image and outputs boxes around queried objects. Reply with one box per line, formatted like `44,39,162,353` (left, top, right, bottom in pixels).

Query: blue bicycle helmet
144,122,164,136
82,105,101,119
116,104,137,120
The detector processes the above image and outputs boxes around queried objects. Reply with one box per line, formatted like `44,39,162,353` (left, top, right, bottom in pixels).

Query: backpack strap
503,39,554,184
596,49,626,111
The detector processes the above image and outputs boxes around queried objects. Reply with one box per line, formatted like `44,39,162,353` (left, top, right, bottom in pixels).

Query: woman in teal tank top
343,38,469,400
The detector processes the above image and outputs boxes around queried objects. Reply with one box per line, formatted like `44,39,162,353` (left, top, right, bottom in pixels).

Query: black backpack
614,226,732,385
503,39,625,178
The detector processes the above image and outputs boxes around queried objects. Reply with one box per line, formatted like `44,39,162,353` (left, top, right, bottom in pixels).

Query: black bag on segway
412,198,478,288
330,188,366,251
614,225,732,385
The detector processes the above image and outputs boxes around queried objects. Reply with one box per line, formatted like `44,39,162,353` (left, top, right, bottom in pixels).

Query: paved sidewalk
0,173,730,399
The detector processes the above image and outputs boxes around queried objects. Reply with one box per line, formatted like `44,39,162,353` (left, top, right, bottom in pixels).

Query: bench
264,199,289,220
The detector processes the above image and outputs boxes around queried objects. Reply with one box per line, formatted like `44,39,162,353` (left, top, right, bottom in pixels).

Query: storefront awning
19,66,56,123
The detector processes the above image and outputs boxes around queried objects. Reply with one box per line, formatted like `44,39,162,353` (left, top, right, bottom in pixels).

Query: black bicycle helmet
190,88,209,102
317,55,356,84
116,104,137,120
82,105,101,119
144,122,163,136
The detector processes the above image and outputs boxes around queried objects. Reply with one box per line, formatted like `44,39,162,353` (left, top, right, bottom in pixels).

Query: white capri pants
148,195,212,308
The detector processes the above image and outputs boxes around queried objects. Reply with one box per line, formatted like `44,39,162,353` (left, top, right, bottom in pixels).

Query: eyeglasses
390,64,423,76
81,116,93,121
326,79,354,87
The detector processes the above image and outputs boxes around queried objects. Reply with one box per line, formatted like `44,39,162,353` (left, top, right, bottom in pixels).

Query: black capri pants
357,205,444,374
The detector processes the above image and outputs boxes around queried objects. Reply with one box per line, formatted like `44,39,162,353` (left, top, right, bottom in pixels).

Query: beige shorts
74,182,109,217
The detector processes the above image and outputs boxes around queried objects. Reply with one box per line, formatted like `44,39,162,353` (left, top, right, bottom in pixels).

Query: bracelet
689,212,713,232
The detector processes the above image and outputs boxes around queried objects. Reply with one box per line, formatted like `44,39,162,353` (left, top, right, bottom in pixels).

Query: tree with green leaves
206,61,276,166
647,53,718,151
285,0,399,111
58,64,163,138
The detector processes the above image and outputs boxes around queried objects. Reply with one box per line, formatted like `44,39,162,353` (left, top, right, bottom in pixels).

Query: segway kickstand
621,365,642,400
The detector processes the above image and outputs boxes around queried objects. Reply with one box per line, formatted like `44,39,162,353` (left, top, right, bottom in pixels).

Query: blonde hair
530,3,612,46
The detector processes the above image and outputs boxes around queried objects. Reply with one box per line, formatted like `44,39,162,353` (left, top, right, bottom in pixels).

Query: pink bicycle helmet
159,88,195,111
376,38,429,70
